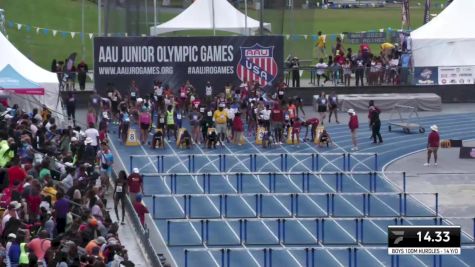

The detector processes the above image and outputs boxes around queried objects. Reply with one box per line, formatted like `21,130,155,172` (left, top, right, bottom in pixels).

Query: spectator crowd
0,101,137,266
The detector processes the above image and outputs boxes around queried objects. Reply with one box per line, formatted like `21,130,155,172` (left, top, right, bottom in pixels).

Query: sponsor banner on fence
94,36,284,96
414,67,438,85
438,66,475,85
345,32,386,44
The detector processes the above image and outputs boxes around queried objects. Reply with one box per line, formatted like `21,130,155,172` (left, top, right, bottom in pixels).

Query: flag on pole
423,0,431,24
401,0,410,28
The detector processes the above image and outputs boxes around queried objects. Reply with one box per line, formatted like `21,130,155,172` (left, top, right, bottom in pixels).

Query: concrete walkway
384,141,475,237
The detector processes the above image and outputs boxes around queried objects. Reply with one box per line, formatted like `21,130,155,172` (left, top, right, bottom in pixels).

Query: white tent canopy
411,0,475,67
150,0,271,36
0,32,62,117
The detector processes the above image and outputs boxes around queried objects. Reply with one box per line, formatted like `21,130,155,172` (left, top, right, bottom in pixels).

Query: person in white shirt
84,123,100,151
259,105,272,131
315,59,329,86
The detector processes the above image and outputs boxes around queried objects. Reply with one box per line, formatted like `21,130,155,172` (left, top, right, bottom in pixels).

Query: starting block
313,125,325,144
255,127,266,145
125,128,140,146
286,127,300,144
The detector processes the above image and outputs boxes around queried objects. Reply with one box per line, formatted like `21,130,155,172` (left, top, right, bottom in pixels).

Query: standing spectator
133,194,149,226
189,108,203,144
85,122,100,152
7,236,20,267
289,57,300,87
271,103,284,145
259,105,271,132
66,92,76,126
425,125,440,166
213,103,228,146
328,92,339,124
139,107,151,145
166,104,176,141
343,60,352,87
205,81,213,105
232,112,244,145
97,141,114,179
77,60,89,90
316,92,328,124
89,90,102,122
303,118,319,142
315,59,329,86
315,31,326,60
129,80,140,106
355,57,365,87
369,106,383,144
114,170,128,225
53,191,70,234
128,168,143,203
348,109,359,151
28,230,51,266
7,157,26,188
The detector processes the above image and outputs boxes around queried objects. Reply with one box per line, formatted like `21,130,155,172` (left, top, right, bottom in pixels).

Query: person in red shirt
271,103,284,144
303,118,320,142
291,118,302,144
7,157,27,188
348,109,359,151
425,125,440,166
128,168,143,202
232,112,244,145
133,194,149,226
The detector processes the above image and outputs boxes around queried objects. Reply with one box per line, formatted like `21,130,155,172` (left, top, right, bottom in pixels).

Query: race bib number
180,92,186,98
116,185,123,193
159,118,165,123
92,98,98,104
278,91,284,95
200,107,205,113
285,114,290,120
206,88,212,95
131,92,136,97
321,99,326,105
193,115,198,121
220,115,225,119
177,114,182,120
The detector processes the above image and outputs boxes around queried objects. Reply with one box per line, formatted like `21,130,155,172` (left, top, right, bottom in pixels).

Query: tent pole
98,0,102,36
244,0,248,35
259,0,263,35
212,0,216,36
154,0,157,26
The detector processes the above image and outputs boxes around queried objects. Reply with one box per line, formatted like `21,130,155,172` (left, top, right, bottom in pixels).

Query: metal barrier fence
130,152,378,174
110,171,164,267
147,192,439,220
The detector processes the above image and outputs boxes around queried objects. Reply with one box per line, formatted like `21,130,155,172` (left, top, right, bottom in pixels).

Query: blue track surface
109,112,475,267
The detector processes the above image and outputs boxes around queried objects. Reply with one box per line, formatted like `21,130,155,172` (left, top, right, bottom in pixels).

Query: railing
130,152,379,174
283,65,411,87
110,170,164,267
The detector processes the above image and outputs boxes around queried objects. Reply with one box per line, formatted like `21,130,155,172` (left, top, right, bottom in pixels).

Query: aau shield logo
237,44,278,86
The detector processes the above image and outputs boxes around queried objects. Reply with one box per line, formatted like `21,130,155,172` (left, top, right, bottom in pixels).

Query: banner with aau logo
94,36,283,97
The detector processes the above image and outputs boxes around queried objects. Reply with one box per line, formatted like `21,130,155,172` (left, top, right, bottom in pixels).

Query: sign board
125,128,140,146
438,66,475,85
459,147,475,159
346,32,386,44
414,67,438,85
94,36,284,96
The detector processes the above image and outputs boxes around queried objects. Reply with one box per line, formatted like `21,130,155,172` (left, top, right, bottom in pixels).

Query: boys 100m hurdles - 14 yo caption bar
387,226,461,255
